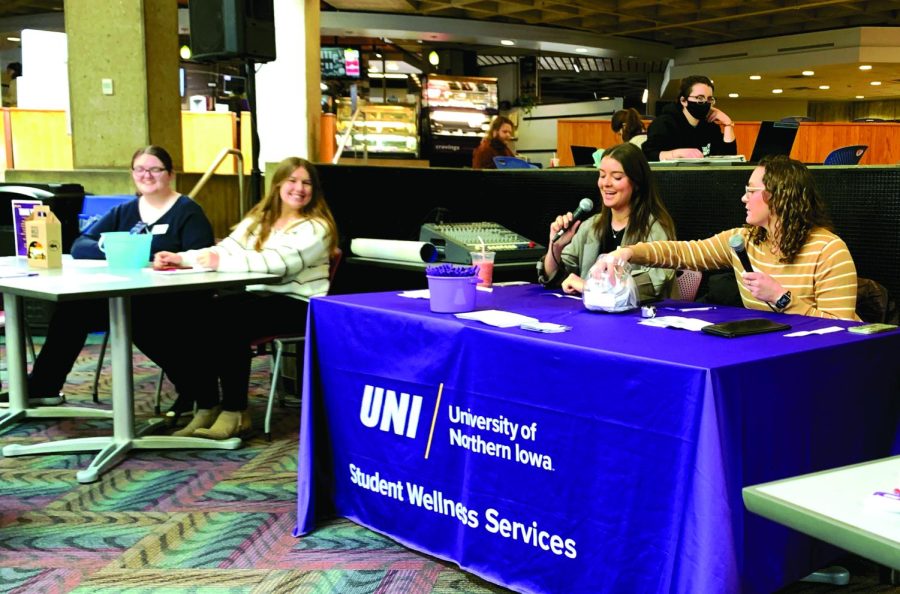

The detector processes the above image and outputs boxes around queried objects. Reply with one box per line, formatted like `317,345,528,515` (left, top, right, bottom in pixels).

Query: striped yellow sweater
629,227,859,320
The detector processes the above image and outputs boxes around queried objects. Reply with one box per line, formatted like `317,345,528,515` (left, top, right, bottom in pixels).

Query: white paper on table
638,315,712,331
398,289,430,299
455,309,539,328
492,281,531,287
784,326,845,337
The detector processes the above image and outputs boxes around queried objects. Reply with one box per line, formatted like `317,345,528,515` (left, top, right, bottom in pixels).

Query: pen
661,306,716,312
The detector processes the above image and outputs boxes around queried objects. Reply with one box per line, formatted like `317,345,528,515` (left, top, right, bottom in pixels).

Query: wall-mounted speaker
189,0,276,63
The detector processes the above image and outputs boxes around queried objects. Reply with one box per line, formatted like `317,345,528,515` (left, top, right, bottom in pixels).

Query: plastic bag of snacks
583,256,639,313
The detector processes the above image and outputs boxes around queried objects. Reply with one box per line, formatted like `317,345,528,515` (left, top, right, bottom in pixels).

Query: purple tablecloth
295,284,900,594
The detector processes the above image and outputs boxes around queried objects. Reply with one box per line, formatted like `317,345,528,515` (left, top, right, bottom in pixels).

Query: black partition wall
317,164,900,299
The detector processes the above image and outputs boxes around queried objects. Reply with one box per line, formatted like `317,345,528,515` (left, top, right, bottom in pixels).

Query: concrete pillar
65,0,181,169
647,73,664,116
255,0,319,166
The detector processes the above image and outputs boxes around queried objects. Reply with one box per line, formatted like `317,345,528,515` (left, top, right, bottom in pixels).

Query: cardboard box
24,205,63,268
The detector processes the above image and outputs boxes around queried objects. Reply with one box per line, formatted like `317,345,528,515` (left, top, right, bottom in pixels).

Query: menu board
322,47,361,79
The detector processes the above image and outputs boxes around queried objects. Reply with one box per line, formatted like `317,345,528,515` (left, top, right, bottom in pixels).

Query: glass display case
422,75,498,166
335,100,418,156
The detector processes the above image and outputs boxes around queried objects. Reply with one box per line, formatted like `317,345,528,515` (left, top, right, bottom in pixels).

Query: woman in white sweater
154,157,338,438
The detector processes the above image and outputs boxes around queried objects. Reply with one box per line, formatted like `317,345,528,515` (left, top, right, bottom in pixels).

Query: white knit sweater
180,216,331,300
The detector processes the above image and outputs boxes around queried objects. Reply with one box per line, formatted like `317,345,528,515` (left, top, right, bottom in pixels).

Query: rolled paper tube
350,238,438,262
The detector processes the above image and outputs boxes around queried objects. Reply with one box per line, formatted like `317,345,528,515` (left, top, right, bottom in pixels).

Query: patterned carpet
0,336,509,594
0,337,896,594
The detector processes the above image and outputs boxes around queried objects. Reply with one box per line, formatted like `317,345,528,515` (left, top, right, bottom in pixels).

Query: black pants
209,292,308,412
28,292,218,409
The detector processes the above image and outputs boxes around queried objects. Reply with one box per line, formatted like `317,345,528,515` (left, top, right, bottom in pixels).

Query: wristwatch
774,291,792,311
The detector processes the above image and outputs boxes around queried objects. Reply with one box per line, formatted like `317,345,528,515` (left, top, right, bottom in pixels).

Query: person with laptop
472,115,516,169
538,142,677,301
642,75,738,161
590,155,859,320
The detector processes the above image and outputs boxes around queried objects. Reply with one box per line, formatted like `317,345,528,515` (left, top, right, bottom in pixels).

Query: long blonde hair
242,157,338,253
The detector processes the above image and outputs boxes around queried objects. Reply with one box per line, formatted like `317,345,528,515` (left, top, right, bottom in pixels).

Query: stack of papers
639,316,712,331
455,310,538,328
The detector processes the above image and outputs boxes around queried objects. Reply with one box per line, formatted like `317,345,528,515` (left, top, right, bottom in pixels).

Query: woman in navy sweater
8,146,216,418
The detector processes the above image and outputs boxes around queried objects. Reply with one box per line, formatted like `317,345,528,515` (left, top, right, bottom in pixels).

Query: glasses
132,166,166,176
745,185,766,195
687,95,716,105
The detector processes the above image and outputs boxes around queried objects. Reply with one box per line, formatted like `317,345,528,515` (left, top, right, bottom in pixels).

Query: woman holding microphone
590,155,859,320
537,142,677,301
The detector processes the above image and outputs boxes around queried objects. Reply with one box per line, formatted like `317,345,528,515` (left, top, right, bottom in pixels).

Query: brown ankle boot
193,409,251,440
172,407,220,437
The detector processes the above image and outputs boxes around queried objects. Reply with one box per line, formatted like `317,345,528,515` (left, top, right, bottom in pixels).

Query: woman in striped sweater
154,157,338,438
591,154,859,320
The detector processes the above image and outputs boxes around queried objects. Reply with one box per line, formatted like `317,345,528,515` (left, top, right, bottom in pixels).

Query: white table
0,257,278,483
743,456,900,572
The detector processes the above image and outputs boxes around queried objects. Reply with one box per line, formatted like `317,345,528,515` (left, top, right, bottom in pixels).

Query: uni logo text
360,384,423,438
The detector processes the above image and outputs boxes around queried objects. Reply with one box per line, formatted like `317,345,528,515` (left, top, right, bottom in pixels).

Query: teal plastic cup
98,232,152,270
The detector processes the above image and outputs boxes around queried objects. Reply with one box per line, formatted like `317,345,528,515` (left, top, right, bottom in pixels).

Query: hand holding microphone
551,198,594,244
730,234,784,302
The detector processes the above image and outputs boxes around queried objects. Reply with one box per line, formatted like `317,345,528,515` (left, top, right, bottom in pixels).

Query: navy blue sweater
71,195,214,259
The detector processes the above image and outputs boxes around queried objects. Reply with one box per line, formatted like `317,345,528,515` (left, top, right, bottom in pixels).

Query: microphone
729,234,753,273
552,198,594,243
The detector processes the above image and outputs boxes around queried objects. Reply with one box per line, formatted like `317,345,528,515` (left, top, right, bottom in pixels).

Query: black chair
493,156,539,170
823,145,867,165
779,116,814,123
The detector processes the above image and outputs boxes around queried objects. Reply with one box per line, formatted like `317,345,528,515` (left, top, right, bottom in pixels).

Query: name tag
151,224,169,235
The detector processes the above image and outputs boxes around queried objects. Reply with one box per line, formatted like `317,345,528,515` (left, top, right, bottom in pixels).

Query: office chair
778,116,814,123
91,331,166,407
823,145,867,165
675,270,703,301
257,248,342,440
493,156,539,169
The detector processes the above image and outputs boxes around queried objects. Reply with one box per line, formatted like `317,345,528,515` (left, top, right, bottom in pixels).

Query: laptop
570,145,597,166
749,120,799,163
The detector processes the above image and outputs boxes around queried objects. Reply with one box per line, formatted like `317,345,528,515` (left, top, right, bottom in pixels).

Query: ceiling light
575,48,587,53
7,36,20,42
818,85,830,90
428,51,439,66
728,93,739,98
600,96,610,100
856,95,865,99
368,73,408,79
641,89,648,104
772,88,783,94
802,70,814,76
375,52,382,59
870,81,882,86
180,45,192,60
320,82,328,91
749,75,761,80
859,65,873,71
573,63,580,73
500,39,515,46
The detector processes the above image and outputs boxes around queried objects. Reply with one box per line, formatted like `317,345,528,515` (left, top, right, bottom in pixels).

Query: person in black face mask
642,75,738,161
